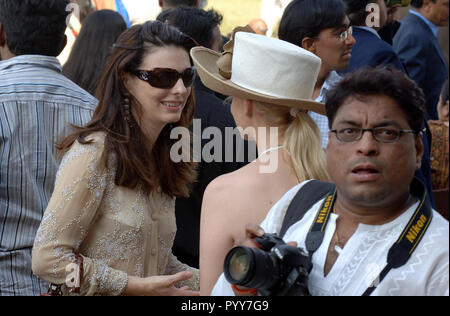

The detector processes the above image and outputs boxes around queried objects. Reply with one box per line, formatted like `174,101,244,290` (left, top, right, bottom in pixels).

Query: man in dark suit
340,0,405,74
393,0,449,120
157,7,252,268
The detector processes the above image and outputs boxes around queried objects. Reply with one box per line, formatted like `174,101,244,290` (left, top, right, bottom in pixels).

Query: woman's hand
123,271,199,296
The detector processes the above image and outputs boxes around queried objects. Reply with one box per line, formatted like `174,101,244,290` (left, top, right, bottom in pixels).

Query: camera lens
224,247,254,284
224,246,281,290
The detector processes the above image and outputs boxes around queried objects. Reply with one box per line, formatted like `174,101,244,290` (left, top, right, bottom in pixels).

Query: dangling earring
123,95,133,128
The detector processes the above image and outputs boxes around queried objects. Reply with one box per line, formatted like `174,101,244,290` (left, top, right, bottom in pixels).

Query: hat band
230,76,287,99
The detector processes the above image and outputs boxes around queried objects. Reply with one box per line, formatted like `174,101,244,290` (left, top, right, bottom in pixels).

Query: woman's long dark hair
63,10,127,95
58,21,197,198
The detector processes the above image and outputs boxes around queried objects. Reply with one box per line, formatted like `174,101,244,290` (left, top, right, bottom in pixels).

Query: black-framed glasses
133,67,196,89
330,127,417,143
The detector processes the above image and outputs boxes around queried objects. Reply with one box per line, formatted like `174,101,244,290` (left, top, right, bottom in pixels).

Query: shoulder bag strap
280,180,336,238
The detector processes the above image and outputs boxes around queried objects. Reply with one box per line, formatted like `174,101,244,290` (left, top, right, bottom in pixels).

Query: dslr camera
223,233,312,296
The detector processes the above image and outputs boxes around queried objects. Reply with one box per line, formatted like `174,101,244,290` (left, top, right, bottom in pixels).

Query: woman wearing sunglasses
32,21,199,296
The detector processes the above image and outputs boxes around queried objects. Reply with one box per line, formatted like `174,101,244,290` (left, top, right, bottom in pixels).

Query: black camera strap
280,180,336,238
302,177,433,296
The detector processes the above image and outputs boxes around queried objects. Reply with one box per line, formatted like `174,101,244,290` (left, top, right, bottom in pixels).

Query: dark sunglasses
133,67,196,89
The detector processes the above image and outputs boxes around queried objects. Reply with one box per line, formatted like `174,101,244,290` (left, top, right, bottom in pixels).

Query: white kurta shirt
212,180,449,296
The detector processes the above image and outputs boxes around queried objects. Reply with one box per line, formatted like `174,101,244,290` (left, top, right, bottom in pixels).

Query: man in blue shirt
0,0,97,295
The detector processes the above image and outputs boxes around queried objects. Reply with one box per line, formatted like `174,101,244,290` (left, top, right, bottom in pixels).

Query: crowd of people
0,0,448,296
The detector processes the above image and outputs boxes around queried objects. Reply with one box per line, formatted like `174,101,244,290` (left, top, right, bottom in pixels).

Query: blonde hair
255,101,330,182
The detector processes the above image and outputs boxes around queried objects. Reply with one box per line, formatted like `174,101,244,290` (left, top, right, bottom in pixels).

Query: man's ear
301,37,316,54
158,0,164,8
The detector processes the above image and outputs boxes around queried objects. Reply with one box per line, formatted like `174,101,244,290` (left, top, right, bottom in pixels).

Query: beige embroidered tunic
32,132,199,295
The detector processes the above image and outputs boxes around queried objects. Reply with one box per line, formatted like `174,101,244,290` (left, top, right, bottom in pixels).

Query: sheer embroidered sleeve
165,254,200,291
32,136,128,296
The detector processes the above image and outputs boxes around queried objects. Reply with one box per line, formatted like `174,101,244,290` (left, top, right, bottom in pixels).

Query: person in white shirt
213,66,449,296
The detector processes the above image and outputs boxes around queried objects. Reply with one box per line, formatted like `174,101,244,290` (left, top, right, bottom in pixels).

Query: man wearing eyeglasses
217,67,449,296
313,67,448,295
339,0,436,211
278,0,356,148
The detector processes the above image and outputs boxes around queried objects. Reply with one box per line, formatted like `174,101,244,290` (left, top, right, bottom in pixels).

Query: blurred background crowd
60,0,448,65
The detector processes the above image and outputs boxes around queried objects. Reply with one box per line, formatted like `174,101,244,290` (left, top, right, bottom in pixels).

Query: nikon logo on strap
406,214,428,244
317,195,333,224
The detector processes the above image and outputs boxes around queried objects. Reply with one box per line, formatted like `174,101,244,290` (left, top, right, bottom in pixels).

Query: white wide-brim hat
190,26,326,115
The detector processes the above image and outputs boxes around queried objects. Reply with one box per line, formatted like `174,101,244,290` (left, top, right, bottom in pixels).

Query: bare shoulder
203,162,261,201
202,162,267,222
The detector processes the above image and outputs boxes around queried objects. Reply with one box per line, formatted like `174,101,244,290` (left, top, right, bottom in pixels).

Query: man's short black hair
162,0,198,7
0,0,70,56
325,67,426,133
278,0,348,47
411,0,437,8
157,6,222,48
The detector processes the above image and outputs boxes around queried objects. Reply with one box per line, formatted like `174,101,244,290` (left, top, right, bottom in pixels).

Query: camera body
224,233,312,296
